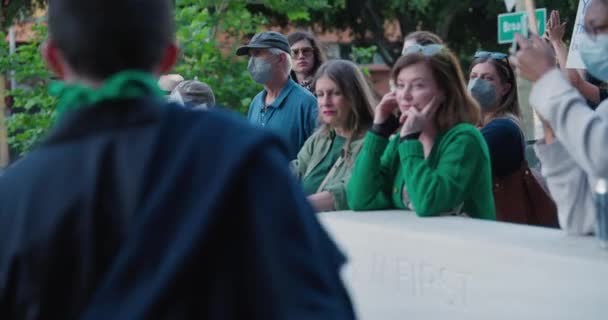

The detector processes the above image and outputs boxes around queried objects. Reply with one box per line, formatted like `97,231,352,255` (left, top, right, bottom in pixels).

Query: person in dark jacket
0,1,355,319
468,51,524,178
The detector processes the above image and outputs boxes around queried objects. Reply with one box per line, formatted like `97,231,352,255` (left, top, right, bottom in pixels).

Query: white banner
321,211,608,320
566,0,592,69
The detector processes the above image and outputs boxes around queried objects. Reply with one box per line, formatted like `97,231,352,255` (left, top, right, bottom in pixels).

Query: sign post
497,8,547,44
525,0,539,34
503,2,545,141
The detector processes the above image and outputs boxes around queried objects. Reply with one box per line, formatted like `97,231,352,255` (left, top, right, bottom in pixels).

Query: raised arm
547,10,601,104
514,34,608,178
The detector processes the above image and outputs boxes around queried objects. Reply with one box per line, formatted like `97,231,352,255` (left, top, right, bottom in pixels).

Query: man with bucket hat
237,31,318,159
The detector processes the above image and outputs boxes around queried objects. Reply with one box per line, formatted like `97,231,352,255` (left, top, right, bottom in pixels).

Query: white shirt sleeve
534,139,596,235
530,68,608,179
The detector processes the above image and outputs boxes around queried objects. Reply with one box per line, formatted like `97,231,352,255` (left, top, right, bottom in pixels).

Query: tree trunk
435,2,469,40
436,11,456,40
363,0,398,65
0,75,9,167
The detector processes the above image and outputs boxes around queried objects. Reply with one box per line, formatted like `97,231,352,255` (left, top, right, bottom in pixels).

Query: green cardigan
346,123,496,220
291,129,365,210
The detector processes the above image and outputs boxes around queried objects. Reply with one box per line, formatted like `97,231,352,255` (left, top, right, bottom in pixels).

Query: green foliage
174,0,335,113
0,24,54,155
253,0,336,21
174,0,263,113
0,0,46,27
309,0,579,65
0,0,336,155
350,45,377,64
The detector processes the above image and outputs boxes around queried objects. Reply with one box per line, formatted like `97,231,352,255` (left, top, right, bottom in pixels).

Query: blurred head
313,60,375,137
169,80,215,109
158,74,184,94
402,30,444,55
44,0,178,82
579,0,608,81
585,0,608,39
236,31,292,85
393,44,480,132
469,51,520,120
288,31,326,79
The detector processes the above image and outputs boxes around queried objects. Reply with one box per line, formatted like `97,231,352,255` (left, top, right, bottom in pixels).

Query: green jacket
291,129,365,210
346,123,496,220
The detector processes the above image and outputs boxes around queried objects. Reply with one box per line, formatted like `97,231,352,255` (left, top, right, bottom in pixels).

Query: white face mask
579,33,608,82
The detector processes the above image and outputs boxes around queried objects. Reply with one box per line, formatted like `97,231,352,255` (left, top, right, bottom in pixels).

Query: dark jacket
0,98,354,319
480,117,525,177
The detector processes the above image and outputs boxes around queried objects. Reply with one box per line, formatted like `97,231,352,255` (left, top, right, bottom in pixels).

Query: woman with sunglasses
468,51,523,178
291,60,375,212
469,51,558,226
347,44,495,219
288,31,327,92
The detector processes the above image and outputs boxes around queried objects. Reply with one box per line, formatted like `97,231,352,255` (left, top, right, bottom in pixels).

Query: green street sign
497,8,546,44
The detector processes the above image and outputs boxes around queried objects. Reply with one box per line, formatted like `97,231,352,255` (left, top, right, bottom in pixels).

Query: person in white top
510,0,608,235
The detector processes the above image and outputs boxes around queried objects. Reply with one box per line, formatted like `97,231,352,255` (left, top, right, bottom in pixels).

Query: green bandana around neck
49,70,164,123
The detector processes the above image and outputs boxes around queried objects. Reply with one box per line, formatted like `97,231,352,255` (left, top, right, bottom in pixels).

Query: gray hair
269,48,292,74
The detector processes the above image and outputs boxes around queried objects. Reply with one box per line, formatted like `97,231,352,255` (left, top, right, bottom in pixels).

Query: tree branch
435,2,468,41
363,0,397,65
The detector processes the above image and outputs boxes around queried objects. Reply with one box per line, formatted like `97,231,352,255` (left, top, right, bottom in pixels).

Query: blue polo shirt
247,79,318,159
